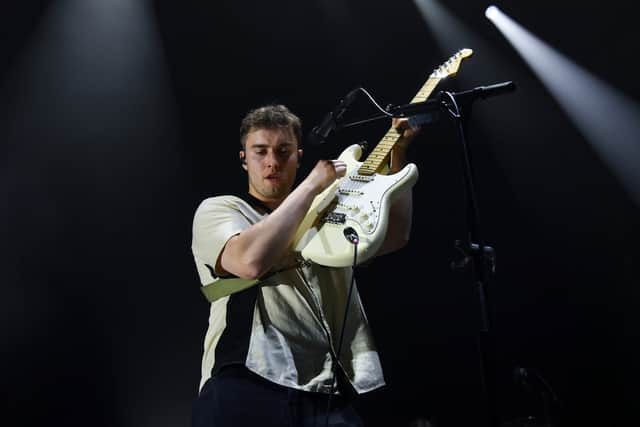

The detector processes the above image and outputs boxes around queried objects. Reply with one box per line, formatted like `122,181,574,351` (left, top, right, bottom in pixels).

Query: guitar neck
357,76,441,176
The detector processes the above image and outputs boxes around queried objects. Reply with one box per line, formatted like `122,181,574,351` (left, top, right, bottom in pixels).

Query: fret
363,158,384,164
357,167,376,176
411,78,440,104
371,151,390,156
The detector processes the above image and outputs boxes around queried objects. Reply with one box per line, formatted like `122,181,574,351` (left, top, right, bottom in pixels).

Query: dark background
2,1,639,426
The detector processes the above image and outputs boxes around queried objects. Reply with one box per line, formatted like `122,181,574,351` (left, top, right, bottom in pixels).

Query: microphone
307,88,360,146
450,81,516,104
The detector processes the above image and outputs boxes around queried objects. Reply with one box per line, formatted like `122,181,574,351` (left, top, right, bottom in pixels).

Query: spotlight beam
486,6,640,206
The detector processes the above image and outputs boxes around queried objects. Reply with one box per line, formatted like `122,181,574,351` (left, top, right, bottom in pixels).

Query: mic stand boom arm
336,81,515,131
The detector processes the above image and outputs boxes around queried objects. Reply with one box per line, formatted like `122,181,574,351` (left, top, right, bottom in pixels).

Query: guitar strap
200,277,259,303
200,261,304,303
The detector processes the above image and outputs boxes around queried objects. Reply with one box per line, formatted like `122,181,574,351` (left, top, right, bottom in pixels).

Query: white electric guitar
293,49,474,267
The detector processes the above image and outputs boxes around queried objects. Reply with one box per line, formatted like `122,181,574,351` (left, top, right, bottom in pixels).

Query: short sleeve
191,197,252,284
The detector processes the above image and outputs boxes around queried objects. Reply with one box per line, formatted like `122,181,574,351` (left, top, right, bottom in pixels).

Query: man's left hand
392,117,421,149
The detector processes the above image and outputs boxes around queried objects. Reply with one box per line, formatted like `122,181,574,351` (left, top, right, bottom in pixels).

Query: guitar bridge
323,212,346,224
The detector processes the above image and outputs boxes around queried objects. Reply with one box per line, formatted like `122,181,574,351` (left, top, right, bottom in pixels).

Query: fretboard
357,76,441,176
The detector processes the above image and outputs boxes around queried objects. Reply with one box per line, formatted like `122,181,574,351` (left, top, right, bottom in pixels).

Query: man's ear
239,150,247,171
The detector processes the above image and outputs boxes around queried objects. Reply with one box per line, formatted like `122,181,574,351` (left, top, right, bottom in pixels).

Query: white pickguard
293,144,418,267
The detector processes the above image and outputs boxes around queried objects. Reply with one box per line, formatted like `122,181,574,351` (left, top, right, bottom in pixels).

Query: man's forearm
221,181,318,279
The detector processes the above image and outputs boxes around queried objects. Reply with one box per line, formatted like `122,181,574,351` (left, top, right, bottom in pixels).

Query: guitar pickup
323,212,346,224
338,188,364,196
350,175,375,183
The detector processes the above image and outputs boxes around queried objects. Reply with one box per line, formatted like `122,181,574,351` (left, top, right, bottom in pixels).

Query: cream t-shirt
191,194,385,394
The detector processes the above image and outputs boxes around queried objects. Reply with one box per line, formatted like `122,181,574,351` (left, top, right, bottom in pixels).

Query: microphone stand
333,81,514,427
441,89,500,427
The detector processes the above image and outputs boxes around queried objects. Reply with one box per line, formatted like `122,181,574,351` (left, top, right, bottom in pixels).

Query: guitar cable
324,226,360,427
355,87,394,117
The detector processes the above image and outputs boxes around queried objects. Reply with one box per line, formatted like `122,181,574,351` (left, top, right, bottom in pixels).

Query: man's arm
375,119,420,257
218,160,346,280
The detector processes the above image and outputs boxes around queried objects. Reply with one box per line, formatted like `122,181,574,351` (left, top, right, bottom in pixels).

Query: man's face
242,127,302,206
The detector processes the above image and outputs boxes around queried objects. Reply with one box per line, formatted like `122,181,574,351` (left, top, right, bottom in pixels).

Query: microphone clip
451,240,496,275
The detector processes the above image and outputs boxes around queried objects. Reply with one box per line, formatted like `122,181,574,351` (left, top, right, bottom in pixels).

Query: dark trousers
192,365,364,427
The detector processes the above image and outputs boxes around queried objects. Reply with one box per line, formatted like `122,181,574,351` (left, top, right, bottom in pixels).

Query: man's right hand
304,160,347,194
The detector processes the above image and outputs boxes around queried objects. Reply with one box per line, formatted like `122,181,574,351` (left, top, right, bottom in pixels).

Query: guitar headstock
431,48,474,79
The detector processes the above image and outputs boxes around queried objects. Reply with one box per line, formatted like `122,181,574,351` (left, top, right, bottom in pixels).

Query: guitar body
294,144,418,267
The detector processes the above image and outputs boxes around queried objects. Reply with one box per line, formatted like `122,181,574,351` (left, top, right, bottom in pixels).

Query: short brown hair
239,104,302,150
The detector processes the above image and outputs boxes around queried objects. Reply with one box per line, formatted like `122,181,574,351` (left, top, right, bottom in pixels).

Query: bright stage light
485,5,499,21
